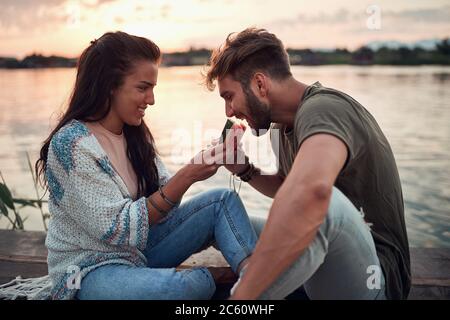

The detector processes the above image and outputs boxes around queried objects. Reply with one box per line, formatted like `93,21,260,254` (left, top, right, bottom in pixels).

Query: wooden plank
0,230,47,259
409,247,450,300
410,248,450,286
0,230,235,286
0,260,48,286
0,230,449,299
408,286,450,300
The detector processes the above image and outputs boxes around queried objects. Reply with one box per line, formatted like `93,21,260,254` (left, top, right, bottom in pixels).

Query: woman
34,31,257,300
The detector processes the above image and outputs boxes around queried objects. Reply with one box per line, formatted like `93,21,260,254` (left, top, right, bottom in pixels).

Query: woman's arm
145,165,191,224
146,151,223,224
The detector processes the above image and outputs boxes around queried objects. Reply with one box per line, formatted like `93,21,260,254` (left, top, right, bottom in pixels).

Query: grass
0,152,49,231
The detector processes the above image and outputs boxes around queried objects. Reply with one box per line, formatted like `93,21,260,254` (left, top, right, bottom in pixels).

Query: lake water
0,65,449,247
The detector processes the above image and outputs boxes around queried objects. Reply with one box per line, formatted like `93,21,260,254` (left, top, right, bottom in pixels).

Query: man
204,28,410,300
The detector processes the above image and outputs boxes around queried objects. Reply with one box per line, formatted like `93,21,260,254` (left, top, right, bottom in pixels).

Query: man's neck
269,78,308,129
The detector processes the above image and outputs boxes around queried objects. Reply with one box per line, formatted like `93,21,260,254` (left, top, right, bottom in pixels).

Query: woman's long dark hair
36,31,161,198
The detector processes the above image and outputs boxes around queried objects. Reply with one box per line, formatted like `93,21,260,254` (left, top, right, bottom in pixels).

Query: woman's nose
145,92,155,105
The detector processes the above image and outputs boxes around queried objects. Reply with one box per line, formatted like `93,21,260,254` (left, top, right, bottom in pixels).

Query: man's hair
204,27,292,91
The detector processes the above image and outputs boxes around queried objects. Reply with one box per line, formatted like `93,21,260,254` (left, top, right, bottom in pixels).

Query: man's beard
243,85,271,136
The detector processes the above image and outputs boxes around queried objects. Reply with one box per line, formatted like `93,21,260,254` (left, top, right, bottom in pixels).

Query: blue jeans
248,187,387,300
76,188,257,300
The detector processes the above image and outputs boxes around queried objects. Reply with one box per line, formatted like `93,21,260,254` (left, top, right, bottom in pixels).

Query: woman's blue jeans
76,188,257,300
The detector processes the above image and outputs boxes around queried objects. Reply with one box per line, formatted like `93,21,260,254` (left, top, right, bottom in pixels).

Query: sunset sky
1,0,450,59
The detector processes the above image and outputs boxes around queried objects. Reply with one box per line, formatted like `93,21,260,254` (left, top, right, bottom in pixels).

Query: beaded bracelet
239,163,255,182
237,162,260,182
236,163,252,177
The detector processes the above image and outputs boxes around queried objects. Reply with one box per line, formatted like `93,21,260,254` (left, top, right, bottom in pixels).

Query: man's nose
225,103,234,117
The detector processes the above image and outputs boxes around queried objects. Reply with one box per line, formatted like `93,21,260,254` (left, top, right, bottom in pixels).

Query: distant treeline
288,39,450,66
1,38,449,69
0,54,78,69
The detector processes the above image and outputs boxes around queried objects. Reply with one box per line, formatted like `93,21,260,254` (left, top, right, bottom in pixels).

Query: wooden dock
0,230,448,299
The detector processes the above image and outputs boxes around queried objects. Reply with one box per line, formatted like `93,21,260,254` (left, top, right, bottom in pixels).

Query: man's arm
223,127,284,198
225,157,284,198
246,172,284,198
230,133,348,299
224,152,284,198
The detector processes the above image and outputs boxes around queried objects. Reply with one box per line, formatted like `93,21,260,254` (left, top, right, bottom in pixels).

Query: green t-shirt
271,81,411,299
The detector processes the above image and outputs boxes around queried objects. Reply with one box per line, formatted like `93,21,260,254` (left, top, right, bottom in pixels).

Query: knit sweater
45,119,171,300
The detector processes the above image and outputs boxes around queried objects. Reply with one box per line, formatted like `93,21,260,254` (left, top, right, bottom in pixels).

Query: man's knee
323,187,359,226
324,187,373,237
249,188,356,241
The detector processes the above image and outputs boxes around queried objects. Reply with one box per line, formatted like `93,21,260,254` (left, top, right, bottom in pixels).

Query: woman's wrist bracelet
159,185,178,207
147,196,168,217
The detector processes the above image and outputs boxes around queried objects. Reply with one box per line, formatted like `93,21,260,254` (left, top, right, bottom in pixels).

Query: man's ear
253,72,269,97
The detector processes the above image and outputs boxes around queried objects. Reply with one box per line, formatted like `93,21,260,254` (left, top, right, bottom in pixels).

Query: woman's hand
180,122,248,184
181,156,221,183
180,143,227,183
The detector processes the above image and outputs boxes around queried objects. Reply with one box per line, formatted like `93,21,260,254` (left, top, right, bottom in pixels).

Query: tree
436,38,450,55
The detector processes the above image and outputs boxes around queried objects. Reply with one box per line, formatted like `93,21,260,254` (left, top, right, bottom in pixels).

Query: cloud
269,5,450,30
1,1,449,55
0,2,65,32
384,5,450,23
0,0,66,7
0,0,118,33
82,0,117,8
265,5,450,47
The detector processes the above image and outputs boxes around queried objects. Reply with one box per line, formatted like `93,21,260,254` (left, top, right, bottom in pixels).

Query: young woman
35,31,257,300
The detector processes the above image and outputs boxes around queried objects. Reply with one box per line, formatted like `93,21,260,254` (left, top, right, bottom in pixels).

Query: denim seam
220,197,252,257
198,267,216,292
326,212,345,244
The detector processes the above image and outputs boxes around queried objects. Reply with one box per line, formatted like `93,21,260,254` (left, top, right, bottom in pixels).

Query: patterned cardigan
45,119,171,300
